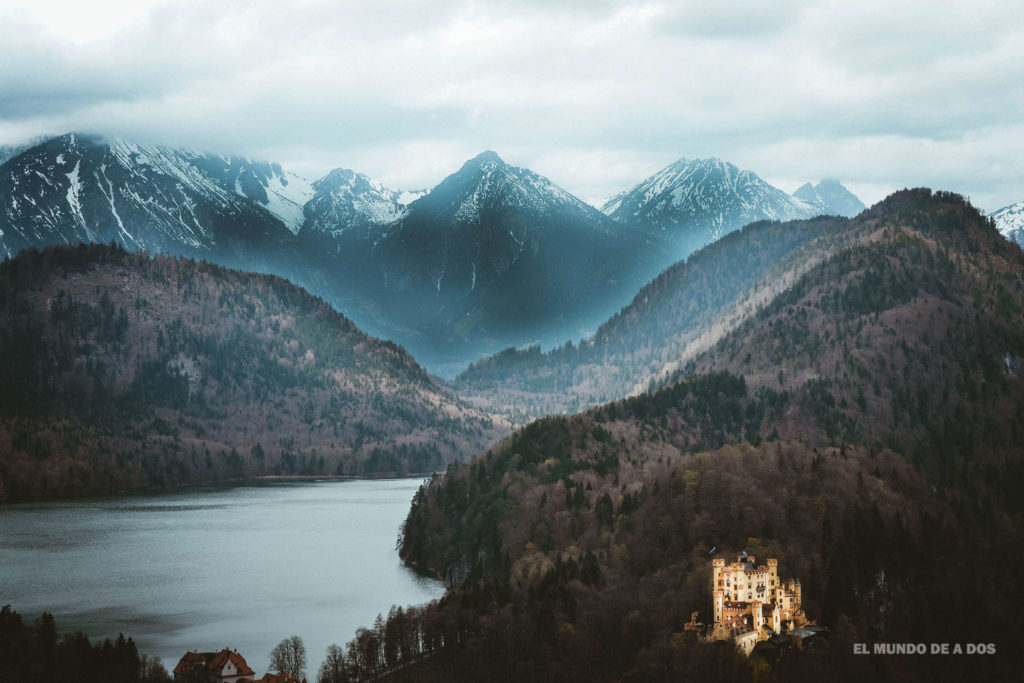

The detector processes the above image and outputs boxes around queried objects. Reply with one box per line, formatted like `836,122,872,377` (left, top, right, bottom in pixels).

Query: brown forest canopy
0,243,510,502
385,190,1024,681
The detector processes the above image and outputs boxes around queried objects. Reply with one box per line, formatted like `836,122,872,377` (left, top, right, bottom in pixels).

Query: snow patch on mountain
792,179,865,217
259,170,313,234
397,189,427,206
603,157,818,250
64,160,92,240
445,152,602,229
0,133,296,257
304,168,411,236
991,200,1024,245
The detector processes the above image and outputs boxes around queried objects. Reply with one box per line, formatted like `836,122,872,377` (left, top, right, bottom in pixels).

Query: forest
3,191,1023,681
0,243,508,502
0,605,170,683
349,191,1024,681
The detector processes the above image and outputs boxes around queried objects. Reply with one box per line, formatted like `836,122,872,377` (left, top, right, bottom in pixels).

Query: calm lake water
0,478,445,676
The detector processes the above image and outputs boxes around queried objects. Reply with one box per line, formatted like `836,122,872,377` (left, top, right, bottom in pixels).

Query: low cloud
2,0,1022,210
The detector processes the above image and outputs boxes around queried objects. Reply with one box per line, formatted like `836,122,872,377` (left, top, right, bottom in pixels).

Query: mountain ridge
792,178,866,217
0,242,510,502
991,199,1024,246
382,188,1024,681
602,157,820,266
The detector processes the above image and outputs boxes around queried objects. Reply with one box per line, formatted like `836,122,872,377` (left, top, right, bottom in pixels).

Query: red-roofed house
248,674,305,683
173,649,256,683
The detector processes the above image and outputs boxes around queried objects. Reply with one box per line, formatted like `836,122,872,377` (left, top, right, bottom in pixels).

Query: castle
707,552,808,655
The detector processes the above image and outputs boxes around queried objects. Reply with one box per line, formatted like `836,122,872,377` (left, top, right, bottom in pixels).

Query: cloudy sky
2,0,1022,210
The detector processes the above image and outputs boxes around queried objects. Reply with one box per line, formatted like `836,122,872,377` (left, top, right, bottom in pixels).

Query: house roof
173,648,256,677
173,652,208,675
255,674,305,683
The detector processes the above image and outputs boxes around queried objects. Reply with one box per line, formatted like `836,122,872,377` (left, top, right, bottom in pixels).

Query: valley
1,134,1022,682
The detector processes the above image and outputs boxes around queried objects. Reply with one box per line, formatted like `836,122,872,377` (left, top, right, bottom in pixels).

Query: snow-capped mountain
318,151,655,373
0,133,298,259
373,151,636,293
302,167,415,238
404,150,608,226
792,178,865,217
991,200,1024,246
603,157,820,262
197,156,314,234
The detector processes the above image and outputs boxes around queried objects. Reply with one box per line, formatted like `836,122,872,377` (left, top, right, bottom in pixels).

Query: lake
0,478,446,677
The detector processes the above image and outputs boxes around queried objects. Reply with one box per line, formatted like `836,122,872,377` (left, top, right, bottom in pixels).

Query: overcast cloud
2,0,1022,210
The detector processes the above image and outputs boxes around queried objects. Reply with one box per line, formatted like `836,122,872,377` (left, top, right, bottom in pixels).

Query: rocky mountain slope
307,151,659,374
602,157,820,266
0,243,510,502
2,135,873,378
793,178,866,217
301,167,419,240
0,134,302,263
991,199,1024,246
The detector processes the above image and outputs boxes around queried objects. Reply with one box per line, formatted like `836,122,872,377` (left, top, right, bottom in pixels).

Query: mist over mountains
602,157,823,267
793,178,867,217
0,133,865,376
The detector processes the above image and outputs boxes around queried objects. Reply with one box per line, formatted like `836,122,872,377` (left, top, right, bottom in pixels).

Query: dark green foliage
0,605,158,682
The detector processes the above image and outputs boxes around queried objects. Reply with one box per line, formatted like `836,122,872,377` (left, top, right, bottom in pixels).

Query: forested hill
454,214,846,420
0,244,510,502
359,190,1024,681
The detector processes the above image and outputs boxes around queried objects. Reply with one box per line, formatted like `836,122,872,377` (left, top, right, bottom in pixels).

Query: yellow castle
708,552,807,655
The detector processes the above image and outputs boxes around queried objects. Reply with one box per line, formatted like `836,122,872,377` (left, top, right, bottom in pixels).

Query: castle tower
751,601,763,637
713,589,724,624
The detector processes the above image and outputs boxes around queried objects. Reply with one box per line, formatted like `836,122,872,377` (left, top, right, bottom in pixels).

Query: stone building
708,552,807,655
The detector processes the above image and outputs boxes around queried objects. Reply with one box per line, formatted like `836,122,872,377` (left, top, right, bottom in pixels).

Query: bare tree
139,654,172,682
270,635,307,679
316,644,347,683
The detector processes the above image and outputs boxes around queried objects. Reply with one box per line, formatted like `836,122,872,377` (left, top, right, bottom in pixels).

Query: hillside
0,244,510,502
340,190,1024,681
454,214,846,420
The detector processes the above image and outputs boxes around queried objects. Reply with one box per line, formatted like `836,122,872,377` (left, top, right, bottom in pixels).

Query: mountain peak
460,150,506,173
602,156,818,262
792,179,865,218
989,199,1024,246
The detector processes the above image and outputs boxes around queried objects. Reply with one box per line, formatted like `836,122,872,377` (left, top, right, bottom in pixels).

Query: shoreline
1,471,442,506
